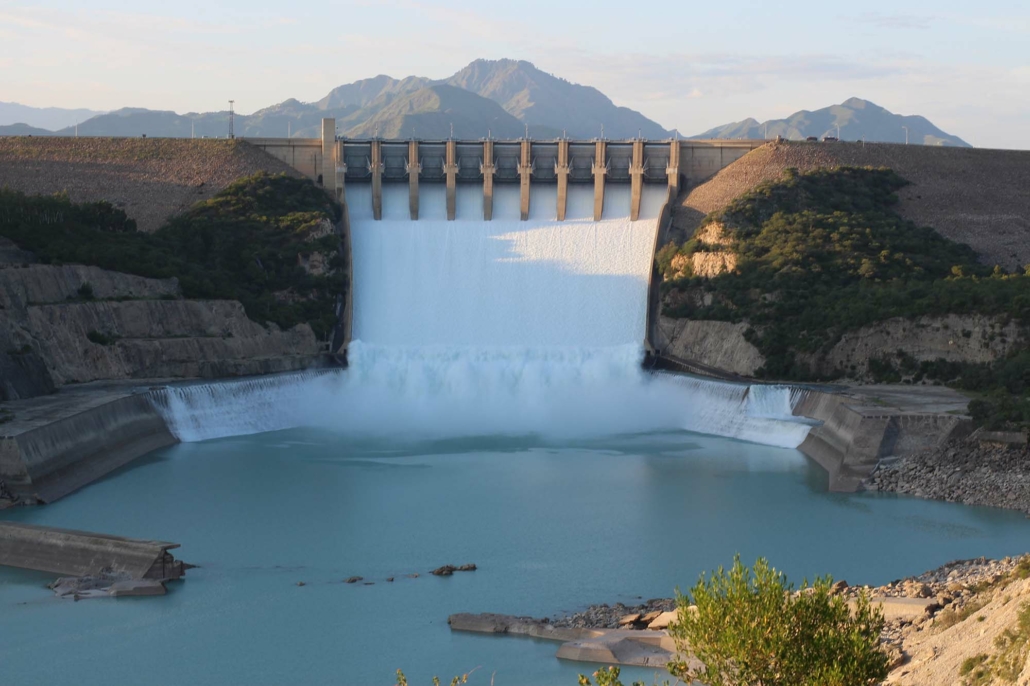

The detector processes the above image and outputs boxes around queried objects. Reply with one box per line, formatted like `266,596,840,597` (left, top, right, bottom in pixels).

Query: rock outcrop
654,317,762,376
0,258,324,401
654,313,1022,383
819,314,1022,378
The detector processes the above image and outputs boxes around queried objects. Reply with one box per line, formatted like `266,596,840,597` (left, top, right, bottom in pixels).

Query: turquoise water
2,428,1029,685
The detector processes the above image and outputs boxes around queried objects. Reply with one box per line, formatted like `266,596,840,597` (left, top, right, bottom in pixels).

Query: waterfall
153,182,813,448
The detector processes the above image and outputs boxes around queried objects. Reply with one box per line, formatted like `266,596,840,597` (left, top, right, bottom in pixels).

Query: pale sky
1,0,1028,149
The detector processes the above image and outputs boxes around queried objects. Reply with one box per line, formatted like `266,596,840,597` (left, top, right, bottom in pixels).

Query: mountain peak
692,99,969,146
840,97,873,109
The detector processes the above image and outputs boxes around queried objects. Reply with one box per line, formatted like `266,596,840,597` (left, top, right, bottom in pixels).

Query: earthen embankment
670,141,1030,270
0,138,302,232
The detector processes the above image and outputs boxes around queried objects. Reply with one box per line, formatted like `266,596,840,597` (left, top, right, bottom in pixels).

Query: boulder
647,611,679,630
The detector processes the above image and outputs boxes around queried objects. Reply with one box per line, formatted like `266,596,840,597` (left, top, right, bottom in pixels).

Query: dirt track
0,137,302,232
673,141,1030,270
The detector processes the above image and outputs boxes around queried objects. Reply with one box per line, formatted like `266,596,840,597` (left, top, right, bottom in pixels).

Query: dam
3,127,1030,686
246,118,763,220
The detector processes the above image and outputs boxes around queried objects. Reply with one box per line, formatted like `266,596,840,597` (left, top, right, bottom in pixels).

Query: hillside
0,174,345,400
0,123,54,136
692,98,969,147
657,163,1030,427
673,141,1030,270
0,137,302,232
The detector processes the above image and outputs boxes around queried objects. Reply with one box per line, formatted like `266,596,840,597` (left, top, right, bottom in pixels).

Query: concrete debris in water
49,572,168,600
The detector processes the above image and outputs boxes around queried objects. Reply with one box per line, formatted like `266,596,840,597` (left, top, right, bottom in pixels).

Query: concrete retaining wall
1,391,175,503
792,389,971,491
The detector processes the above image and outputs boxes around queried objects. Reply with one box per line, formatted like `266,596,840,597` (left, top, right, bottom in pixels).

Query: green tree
667,556,888,686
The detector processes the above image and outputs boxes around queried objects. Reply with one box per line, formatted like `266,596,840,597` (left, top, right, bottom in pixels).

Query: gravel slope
672,141,1030,270
0,138,303,232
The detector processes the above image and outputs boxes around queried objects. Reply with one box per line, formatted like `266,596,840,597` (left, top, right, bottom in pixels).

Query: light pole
902,126,909,145
228,100,235,139
836,123,840,140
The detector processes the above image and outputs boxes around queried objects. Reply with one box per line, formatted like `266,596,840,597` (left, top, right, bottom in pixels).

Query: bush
86,330,118,346
76,282,95,300
667,556,888,686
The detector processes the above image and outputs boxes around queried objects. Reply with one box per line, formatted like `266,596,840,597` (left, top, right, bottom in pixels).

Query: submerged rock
432,564,477,576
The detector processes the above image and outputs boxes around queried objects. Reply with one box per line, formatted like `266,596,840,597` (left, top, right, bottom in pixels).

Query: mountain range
691,97,969,147
0,61,968,146
0,60,670,141
0,101,106,131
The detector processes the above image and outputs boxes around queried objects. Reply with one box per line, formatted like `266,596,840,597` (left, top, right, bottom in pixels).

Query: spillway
157,182,811,448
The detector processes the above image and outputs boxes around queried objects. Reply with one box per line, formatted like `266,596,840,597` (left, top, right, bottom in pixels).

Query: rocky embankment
866,435,1030,513
550,555,1030,681
0,138,302,232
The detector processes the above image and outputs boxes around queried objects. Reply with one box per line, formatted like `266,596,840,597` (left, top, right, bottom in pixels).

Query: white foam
155,181,812,449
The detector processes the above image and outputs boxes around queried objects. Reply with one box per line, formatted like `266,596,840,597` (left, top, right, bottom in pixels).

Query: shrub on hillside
668,556,888,686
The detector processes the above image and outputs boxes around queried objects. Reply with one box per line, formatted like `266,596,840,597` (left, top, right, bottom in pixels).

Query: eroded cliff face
656,314,1021,380
0,260,323,400
817,314,1022,377
655,317,763,376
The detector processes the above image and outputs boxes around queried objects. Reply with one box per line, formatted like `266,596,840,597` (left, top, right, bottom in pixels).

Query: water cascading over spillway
158,182,811,447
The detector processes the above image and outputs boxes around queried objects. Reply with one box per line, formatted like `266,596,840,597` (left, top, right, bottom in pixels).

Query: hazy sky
2,0,1028,148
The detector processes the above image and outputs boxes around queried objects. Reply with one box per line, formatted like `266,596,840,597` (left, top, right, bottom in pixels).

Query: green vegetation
661,167,1030,429
86,330,118,346
76,282,94,300
0,173,345,338
394,669,471,686
953,602,1030,685
959,654,989,684
666,555,888,686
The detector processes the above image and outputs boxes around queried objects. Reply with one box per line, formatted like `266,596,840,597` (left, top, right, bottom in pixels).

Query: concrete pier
407,140,420,220
445,139,458,221
592,140,608,221
630,139,645,221
320,120,335,195
556,139,571,221
481,140,496,221
370,139,383,220
667,138,681,191
518,139,533,221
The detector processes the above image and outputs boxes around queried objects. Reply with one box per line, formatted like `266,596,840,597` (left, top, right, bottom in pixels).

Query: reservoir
4,428,1030,685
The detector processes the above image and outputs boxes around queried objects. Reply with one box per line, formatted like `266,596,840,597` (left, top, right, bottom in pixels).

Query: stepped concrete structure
246,118,765,221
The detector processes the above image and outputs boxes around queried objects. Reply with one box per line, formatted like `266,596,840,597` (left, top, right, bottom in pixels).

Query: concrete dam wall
247,118,765,220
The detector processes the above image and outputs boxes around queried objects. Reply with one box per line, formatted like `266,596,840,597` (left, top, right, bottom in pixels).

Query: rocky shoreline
549,555,1030,674
864,435,1030,514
